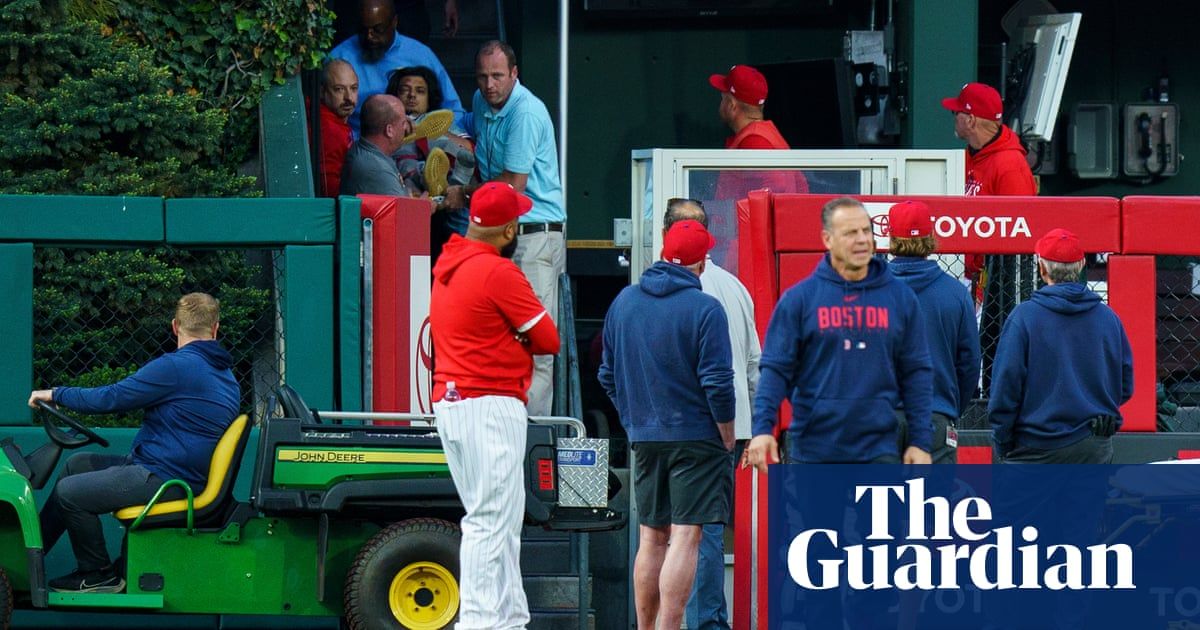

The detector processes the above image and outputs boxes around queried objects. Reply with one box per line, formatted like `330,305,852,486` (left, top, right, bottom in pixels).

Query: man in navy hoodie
989,228,1133,463
747,196,934,470
28,292,239,593
889,200,981,464
599,219,735,630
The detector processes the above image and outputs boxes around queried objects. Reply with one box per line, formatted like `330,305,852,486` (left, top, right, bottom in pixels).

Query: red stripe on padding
1108,255,1156,431
1177,450,1200,460
958,446,993,464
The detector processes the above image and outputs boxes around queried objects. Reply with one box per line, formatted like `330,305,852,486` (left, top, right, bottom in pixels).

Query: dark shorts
897,410,957,464
632,440,731,527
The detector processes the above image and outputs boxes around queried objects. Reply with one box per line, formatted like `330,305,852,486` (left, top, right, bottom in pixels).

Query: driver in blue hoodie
888,200,981,464
746,196,934,470
27,292,240,593
989,228,1133,464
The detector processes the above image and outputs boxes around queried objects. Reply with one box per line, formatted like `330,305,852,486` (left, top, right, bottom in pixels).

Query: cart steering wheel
36,400,109,449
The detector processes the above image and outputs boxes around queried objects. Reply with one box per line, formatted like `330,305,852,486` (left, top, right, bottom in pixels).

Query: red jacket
963,125,1037,281
430,235,559,402
964,124,1036,197
317,104,353,198
718,120,809,197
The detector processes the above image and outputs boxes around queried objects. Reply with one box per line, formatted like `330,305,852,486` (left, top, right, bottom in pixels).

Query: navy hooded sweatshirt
599,261,736,443
891,257,981,418
752,255,934,462
988,282,1133,453
54,340,240,486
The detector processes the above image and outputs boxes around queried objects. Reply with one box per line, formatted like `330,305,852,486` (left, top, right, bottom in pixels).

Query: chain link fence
32,246,284,426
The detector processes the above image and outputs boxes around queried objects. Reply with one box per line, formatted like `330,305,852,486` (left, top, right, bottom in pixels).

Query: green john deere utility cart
0,387,623,629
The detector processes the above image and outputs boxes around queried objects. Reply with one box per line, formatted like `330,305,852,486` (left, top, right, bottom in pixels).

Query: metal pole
558,0,569,206
362,218,374,413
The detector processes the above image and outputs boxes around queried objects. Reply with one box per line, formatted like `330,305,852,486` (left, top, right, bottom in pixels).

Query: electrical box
1122,103,1180,178
1068,102,1116,179
613,218,632,247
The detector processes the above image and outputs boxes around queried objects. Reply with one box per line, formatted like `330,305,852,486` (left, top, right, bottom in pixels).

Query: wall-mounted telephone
1122,103,1179,179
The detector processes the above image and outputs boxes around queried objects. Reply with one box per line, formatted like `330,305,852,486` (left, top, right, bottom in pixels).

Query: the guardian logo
787,479,1134,591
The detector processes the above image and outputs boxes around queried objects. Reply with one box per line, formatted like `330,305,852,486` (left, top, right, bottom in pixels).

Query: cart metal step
47,591,163,609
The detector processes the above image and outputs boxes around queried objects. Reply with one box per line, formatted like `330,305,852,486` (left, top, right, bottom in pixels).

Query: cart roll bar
313,411,587,439
129,479,196,534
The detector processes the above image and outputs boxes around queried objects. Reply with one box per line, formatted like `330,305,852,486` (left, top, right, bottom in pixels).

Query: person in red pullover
316,59,358,197
942,81,1037,396
941,82,1036,197
429,181,558,629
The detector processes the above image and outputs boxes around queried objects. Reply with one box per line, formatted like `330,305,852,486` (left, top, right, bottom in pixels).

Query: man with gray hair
989,228,1133,463
664,198,759,630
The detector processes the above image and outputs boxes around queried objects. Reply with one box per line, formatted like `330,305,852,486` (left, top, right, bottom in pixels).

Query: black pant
39,453,176,572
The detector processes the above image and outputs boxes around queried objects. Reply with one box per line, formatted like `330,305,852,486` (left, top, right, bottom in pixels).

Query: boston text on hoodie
752,255,934,462
53,340,240,486
599,261,735,443
988,282,1133,453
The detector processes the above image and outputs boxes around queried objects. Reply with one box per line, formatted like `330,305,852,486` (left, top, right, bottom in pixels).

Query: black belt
518,222,564,235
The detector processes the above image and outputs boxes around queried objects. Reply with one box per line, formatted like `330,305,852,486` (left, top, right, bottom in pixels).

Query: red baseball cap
709,65,768,106
941,82,1003,121
662,220,715,266
1035,228,1084,263
888,201,934,238
469,182,533,227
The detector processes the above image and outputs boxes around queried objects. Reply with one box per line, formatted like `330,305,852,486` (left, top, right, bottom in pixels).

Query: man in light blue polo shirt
329,0,465,136
446,40,565,416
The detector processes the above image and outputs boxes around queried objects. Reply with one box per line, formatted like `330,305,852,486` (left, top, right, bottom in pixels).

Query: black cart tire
1,567,11,630
344,518,462,630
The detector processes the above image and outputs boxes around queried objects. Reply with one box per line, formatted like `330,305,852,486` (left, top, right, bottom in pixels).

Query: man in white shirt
664,197,761,630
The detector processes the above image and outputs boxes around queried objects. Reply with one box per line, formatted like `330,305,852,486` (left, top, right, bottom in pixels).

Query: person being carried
28,293,240,593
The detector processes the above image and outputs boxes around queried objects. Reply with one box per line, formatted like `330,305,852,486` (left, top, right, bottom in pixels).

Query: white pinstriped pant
435,395,530,629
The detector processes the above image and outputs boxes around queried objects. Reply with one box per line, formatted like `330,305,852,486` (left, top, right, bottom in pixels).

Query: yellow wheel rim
388,561,459,629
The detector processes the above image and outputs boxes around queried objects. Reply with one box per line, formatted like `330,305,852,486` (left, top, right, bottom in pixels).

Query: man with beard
329,0,464,135
430,181,558,628
315,59,358,197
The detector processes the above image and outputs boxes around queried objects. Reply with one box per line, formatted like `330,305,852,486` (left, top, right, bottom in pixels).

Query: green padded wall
165,198,336,245
281,245,334,410
901,0,977,150
259,74,316,199
336,197,363,412
0,244,33,424
0,196,162,243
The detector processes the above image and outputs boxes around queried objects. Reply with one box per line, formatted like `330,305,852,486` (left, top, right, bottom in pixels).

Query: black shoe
49,566,125,593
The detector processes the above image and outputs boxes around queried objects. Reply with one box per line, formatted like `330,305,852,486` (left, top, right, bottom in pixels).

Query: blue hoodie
890,257,981,418
599,262,735,443
54,340,240,486
988,282,1133,453
753,255,934,462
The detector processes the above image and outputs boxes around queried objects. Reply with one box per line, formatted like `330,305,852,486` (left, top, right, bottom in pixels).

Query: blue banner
766,464,1200,629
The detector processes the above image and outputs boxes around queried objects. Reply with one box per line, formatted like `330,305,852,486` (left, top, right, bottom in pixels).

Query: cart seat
114,414,250,529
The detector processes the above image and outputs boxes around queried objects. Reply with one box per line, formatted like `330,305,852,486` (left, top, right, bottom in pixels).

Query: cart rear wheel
344,518,461,630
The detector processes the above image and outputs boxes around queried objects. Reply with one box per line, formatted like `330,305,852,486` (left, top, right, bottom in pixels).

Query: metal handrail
129,479,195,534
312,411,587,439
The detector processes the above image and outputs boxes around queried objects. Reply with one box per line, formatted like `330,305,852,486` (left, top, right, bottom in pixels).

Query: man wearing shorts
599,219,736,630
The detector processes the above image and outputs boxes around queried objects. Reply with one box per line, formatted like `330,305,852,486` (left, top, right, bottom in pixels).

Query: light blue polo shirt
329,35,466,136
471,81,565,224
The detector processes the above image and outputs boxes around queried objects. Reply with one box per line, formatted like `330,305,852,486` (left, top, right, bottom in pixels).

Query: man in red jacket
315,59,358,197
430,181,559,629
942,82,1036,197
942,81,1037,396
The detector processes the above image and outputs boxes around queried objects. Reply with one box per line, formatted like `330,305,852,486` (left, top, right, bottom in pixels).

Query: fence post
282,244,335,409
0,243,32,425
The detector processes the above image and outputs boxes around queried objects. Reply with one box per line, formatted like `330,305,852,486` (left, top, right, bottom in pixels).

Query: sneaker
403,109,454,144
424,148,450,198
49,566,125,593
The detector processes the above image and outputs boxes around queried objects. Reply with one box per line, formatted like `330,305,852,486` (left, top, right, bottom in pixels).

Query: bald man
339,94,411,196
329,0,464,135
